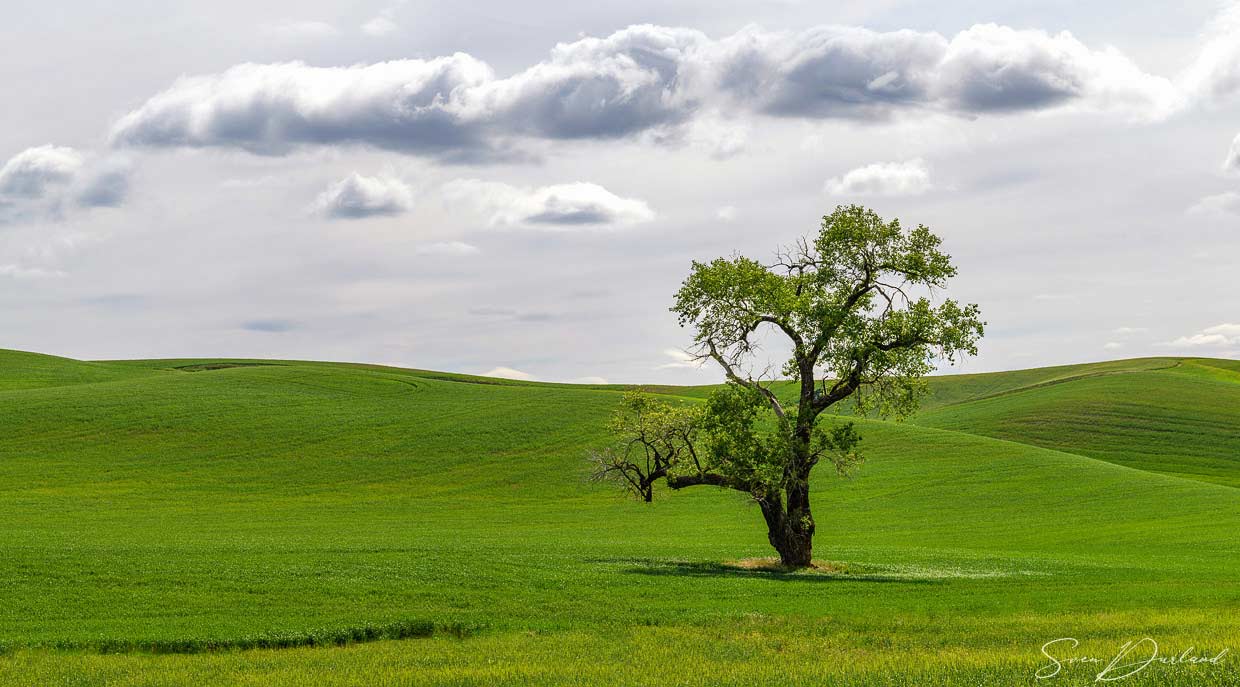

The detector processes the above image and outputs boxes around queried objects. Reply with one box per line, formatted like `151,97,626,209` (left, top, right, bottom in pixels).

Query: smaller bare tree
588,391,702,502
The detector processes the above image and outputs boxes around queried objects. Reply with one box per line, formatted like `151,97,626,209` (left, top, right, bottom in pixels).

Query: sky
2,0,1239,384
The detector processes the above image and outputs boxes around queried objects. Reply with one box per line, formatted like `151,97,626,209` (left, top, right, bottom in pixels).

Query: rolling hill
0,348,1237,685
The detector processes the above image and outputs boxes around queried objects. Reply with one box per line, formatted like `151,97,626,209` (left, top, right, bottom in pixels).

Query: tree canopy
592,205,984,567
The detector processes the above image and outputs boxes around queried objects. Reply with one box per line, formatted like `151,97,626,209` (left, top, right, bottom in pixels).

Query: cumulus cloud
0,146,132,222
568,375,609,384
1103,341,1123,351
109,57,498,156
933,24,1180,118
1165,323,1240,348
715,205,738,221
75,157,133,207
1187,191,1240,217
109,22,1180,160
0,145,83,198
443,179,654,227
481,366,537,381
1182,2,1240,104
312,173,414,219
824,158,931,196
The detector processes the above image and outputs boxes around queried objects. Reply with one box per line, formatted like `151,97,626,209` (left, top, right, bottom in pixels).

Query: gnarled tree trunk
759,479,815,568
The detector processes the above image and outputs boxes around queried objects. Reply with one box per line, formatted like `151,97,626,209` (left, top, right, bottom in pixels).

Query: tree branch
703,339,787,421
666,472,735,490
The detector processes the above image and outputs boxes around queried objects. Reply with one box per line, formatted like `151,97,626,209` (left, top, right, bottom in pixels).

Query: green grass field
0,349,1237,685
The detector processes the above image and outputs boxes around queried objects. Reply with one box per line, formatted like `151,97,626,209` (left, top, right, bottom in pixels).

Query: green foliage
591,390,703,499
698,384,788,495
663,206,983,566
672,206,984,421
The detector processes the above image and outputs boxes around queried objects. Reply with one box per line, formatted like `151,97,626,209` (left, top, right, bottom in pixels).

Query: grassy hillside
0,349,1237,685
914,358,1240,487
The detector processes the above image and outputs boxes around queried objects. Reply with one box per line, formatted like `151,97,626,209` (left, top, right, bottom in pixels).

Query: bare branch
703,339,787,421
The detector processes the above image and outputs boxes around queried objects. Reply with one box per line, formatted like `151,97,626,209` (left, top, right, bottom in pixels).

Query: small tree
593,205,983,568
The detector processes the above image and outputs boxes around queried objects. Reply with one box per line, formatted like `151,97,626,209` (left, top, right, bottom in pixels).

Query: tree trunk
759,485,815,568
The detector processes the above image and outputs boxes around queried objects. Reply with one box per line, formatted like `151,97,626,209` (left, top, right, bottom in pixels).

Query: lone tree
591,205,983,568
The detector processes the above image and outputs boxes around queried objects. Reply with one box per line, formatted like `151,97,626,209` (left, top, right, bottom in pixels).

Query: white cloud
109,56,498,157
75,157,133,207
0,145,83,198
1165,323,1240,348
0,146,131,222
1182,2,1240,104
933,24,1182,120
443,179,654,228
361,16,399,36
1187,191,1240,217
715,205,738,221
0,264,67,279
656,348,703,369
1225,133,1240,175
413,241,479,256
481,366,538,381
680,112,749,158
1113,326,1148,336
311,173,414,219
109,22,1180,160
568,375,608,384
824,158,931,196
1103,341,1123,351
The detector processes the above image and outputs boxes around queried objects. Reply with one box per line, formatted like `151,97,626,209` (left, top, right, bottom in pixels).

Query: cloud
109,23,1180,160
1165,323,1240,348
413,241,479,256
481,366,538,381
678,112,749,158
443,179,654,227
361,16,399,36
109,57,498,156
568,375,608,384
1187,191,1240,217
656,347,703,369
708,23,1178,120
933,24,1180,119
1103,341,1123,351
75,157,133,207
824,158,931,196
1181,2,1240,104
0,145,83,198
0,146,132,222
312,173,414,219
0,263,67,279
1226,133,1240,175
1113,326,1148,335
708,25,945,119
716,205,738,221
242,319,298,332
